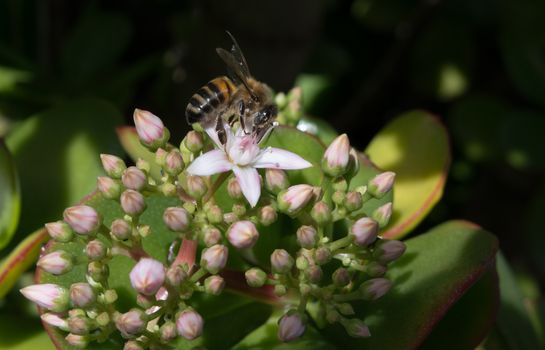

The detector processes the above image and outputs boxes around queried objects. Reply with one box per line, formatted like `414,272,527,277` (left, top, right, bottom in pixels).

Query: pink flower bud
332,267,351,287
70,283,96,308
359,278,392,300
20,283,69,312
97,176,121,199
345,147,360,179
163,207,191,232
322,134,350,177
45,221,73,242
186,175,207,200
65,334,89,348
68,314,93,335
176,309,204,340
63,205,100,235
136,158,150,173
129,258,165,296
349,217,378,247
133,109,168,149
100,154,126,179
111,218,131,240
200,244,228,274
87,261,108,282
37,250,73,275
343,318,371,338
270,249,294,274
204,275,225,295
368,171,396,198
165,150,184,176
120,189,146,216
203,226,221,247
166,264,188,287
372,202,393,228
115,309,146,337
41,313,69,331
310,201,332,225
184,131,204,152
373,239,406,263
245,268,267,288
227,220,259,249
155,148,167,166
227,177,243,199
296,225,317,249
86,239,107,261
160,321,178,342
365,261,387,277
277,184,315,216
258,205,277,226
122,166,147,191
344,191,363,211
314,247,331,265
305,265,323,283
206,205,223,224
265,169,289,194
124,340,145,350
278,312,306,342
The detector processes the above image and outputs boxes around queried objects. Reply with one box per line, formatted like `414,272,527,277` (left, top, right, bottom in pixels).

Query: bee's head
254,104,277,129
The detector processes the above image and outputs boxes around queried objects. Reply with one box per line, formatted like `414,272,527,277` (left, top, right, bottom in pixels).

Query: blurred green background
0,0,544,348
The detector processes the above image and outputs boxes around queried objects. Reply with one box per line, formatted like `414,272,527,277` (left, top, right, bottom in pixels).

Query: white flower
186,124,311,207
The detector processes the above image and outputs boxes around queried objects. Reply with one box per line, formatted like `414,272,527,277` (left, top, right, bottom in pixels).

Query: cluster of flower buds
22,107,405,348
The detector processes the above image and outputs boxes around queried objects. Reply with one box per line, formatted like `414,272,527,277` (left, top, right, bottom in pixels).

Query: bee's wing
216,32,256,99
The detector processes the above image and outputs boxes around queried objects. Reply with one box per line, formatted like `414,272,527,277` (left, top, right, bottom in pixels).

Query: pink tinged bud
206,205,224,224
359,278,392,300
120,190,146,216
97,176,121,199
122,166,147,191
343,319,371,338
314,247,332,265
176,309,204,340
184,130,204,153
345,148,360,179
100,154,126,178
186,175,207,200
160,321,178,342
63,205,100,235
136,158,151,173
166,265,188,286
70,283,96,308
350,217,378,247
372,202,393,228
115,309,146,337
365,261,387,277
277,184,315,216
368,171,396,198
332,267,351,287
270,249,294,274
203,226,221,247
41,313,69,331
310,201,332,225
133,108,168,149
68,315,93,335
163,207,191,232
245,268,267,288
258,205,277,226
227,177,243,199
265,169,289,194
278,313,306,342
305,265,323,284
200,244,228,274
124,340,145,350
20,284,69,312
45,221,74,242
65,334,89,348
322,134,350,177
165,150,184,176
111,219,131,240
129,258,166,296
37,250,73,275
373,239,406,263
296,225,317,249
227,220,259,249
86,239,107,261
344,191,363,212
155,148,168,166
204,275,225,295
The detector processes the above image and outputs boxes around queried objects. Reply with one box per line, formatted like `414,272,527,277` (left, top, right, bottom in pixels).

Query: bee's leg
238,100,250,134
215,117,227,145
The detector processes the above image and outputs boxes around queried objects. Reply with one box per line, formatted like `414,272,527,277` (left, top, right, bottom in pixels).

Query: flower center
227,134,260,166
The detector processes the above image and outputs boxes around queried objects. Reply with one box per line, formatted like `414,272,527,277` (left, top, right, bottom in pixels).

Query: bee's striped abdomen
185,76,235,124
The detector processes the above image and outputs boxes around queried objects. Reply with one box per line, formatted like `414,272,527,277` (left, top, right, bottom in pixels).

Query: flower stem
328,236,353,252
202,172,229,203
189,267,208,283
173,239,198,268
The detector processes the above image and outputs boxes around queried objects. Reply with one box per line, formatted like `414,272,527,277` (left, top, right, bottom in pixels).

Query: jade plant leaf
0,140,20,250
0,315,56,350
296,116,339,146
365,111,450,238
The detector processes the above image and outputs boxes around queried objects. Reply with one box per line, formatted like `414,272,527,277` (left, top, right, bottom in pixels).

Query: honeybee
185,32,277,144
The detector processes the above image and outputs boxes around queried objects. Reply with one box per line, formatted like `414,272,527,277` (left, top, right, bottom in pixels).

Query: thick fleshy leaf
0,140,20,249
0,315,55,350
322,220,498,349
116,126,162,180
296,116,339,145
365,111,450,238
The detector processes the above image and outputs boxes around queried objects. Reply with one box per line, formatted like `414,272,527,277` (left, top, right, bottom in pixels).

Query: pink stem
173,239,198,268
221,269,282,305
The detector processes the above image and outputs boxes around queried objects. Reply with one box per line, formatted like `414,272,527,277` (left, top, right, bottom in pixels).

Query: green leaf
322,220,499,349
6,98,123,236
0,315,56,350
296,116,339,146
0,140,20,249
116,126,162,181
365,111,450,238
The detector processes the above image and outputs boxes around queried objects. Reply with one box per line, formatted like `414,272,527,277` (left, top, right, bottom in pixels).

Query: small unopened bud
343,318,371,338
271,249,294,274
314,247,332,265
184,131,204,153
296,256,309,270
137,224,151,238
183,175,206,200
322,134,350,177
277,184,315,216
227,177,243,199
136,158,150,173
163,207,191,232
365,261,387,277
345,148,360,179
296,225,317,249
65,334,89,348
37,250,73,275
129,258,165,296
41,313,69,331
359,278,392,300
227,220,259,249
332,178,348,193
223,212,238,224
70,283,96,308
134,108,169,150
245,268,267,288
332,190,345,205
232,203,246,217
274,284,287,296
332,267,351,287
136,293,154,309
176,309,204,340
160,321,178,342
155,148,167,166
86,240,107,261
63,205,100,235
111,219,132,240
20,284,69,312
102,289,118,304
258,205,277,226
206,205,223,224
122,166,147,191
278,312,306,342
96,312,110,327
45,221,74,242
201,244,228,274
87,261,108,282
166,264,188,287
124,340,145,350
202,226,221,247
116,309,146,337
310,201,332,225
100,154,126,178
368,171,395,198
372,202,393,228
349,217,378,247
373,239,406,263
265,169,289,194
337,303,355,316
204,275,225,295
68,314,93,335
97,176,121,199
165,150,184,176
344,191,363,211
120,190,146,216
305,265,323,283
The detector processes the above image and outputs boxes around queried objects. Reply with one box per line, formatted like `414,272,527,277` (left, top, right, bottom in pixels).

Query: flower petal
252,147,312,170
186,149,232,176
204,126,223,149
233,166,261,207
